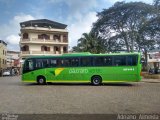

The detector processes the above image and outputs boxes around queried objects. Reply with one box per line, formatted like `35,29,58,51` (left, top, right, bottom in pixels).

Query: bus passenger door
22,58,35,82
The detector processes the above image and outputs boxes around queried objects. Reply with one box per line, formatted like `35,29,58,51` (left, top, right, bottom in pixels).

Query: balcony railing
22,51,30,54
21,51,63,55
20,38,68,44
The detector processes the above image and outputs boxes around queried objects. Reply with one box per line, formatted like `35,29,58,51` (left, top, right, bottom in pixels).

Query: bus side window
62,59,70,67
94,57,104,66
104,57,112,66
42,59,50,68
51,59,57,67
35,59,42,69
57,59,62,67
113,56,126,66
80,57,92,66
71,58,79,67
127,55,137,66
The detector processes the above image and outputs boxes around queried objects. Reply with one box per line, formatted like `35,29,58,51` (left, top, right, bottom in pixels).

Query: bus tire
37,76,46,85
91,75,102,85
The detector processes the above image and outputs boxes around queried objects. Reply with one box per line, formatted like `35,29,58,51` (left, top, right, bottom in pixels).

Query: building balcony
21,26,68,33
20,38,68,45
20,50,65,57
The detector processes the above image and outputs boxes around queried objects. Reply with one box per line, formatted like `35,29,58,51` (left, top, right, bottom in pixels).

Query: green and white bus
22,52,142,85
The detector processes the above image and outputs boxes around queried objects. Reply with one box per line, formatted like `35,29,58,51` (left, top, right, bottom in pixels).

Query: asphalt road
0,76,160,114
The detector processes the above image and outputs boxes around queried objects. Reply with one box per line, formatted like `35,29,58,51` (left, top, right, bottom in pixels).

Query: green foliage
72,0,160,60
90,1,160,67
92,1,158,52
72,32,106,54
154,0,160,10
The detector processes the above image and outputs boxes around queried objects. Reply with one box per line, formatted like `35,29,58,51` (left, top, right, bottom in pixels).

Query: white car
2,70,11,76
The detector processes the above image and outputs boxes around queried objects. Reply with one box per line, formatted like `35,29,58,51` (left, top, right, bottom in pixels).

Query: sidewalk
142,78,160,83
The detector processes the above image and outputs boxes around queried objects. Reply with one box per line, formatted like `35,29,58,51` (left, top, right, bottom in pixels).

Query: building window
41,46,50,51
54,46,59,51
38,34,50,40
23,33,28,39
54,46,60,54
63,46,67,53
21,45,29,51
53,35,60,41
63,35,68,42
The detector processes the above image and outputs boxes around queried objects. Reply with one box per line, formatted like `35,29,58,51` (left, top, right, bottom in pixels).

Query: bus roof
25,52,141,59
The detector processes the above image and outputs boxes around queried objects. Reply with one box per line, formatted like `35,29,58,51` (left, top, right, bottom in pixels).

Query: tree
152,0,160,48
154,0,160,11
92,1,159,68
72,32,106,53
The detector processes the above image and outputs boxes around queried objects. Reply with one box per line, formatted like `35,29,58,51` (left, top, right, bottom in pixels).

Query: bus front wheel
91,76,102,85
37,76,46,85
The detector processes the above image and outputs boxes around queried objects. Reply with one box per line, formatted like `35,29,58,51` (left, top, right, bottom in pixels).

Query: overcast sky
0,0,152,51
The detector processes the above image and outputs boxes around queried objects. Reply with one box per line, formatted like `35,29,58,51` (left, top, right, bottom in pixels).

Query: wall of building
0,42,7,70
20,27,68,59
147,52,160,70
7,51,20,68
29,44,42,51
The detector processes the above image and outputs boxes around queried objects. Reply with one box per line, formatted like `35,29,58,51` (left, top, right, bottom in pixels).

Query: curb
142,79,160,83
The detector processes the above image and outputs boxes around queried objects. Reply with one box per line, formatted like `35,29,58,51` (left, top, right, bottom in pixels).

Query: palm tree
72,32,106,53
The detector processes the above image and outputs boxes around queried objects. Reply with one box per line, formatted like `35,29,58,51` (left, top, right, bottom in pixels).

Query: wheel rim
93,77,100,85
39,78,44,84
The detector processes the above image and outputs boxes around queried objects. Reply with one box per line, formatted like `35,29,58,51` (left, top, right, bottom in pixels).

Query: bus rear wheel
91,76,102,85
37,76,46,85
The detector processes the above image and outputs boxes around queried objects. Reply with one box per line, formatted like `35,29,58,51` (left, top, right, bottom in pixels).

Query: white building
147,50,160,69
19,19,68,61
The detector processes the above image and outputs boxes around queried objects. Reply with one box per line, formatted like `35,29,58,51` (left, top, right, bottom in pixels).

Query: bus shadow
24,83,91,86
23,82,135,87
103,83,135,87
